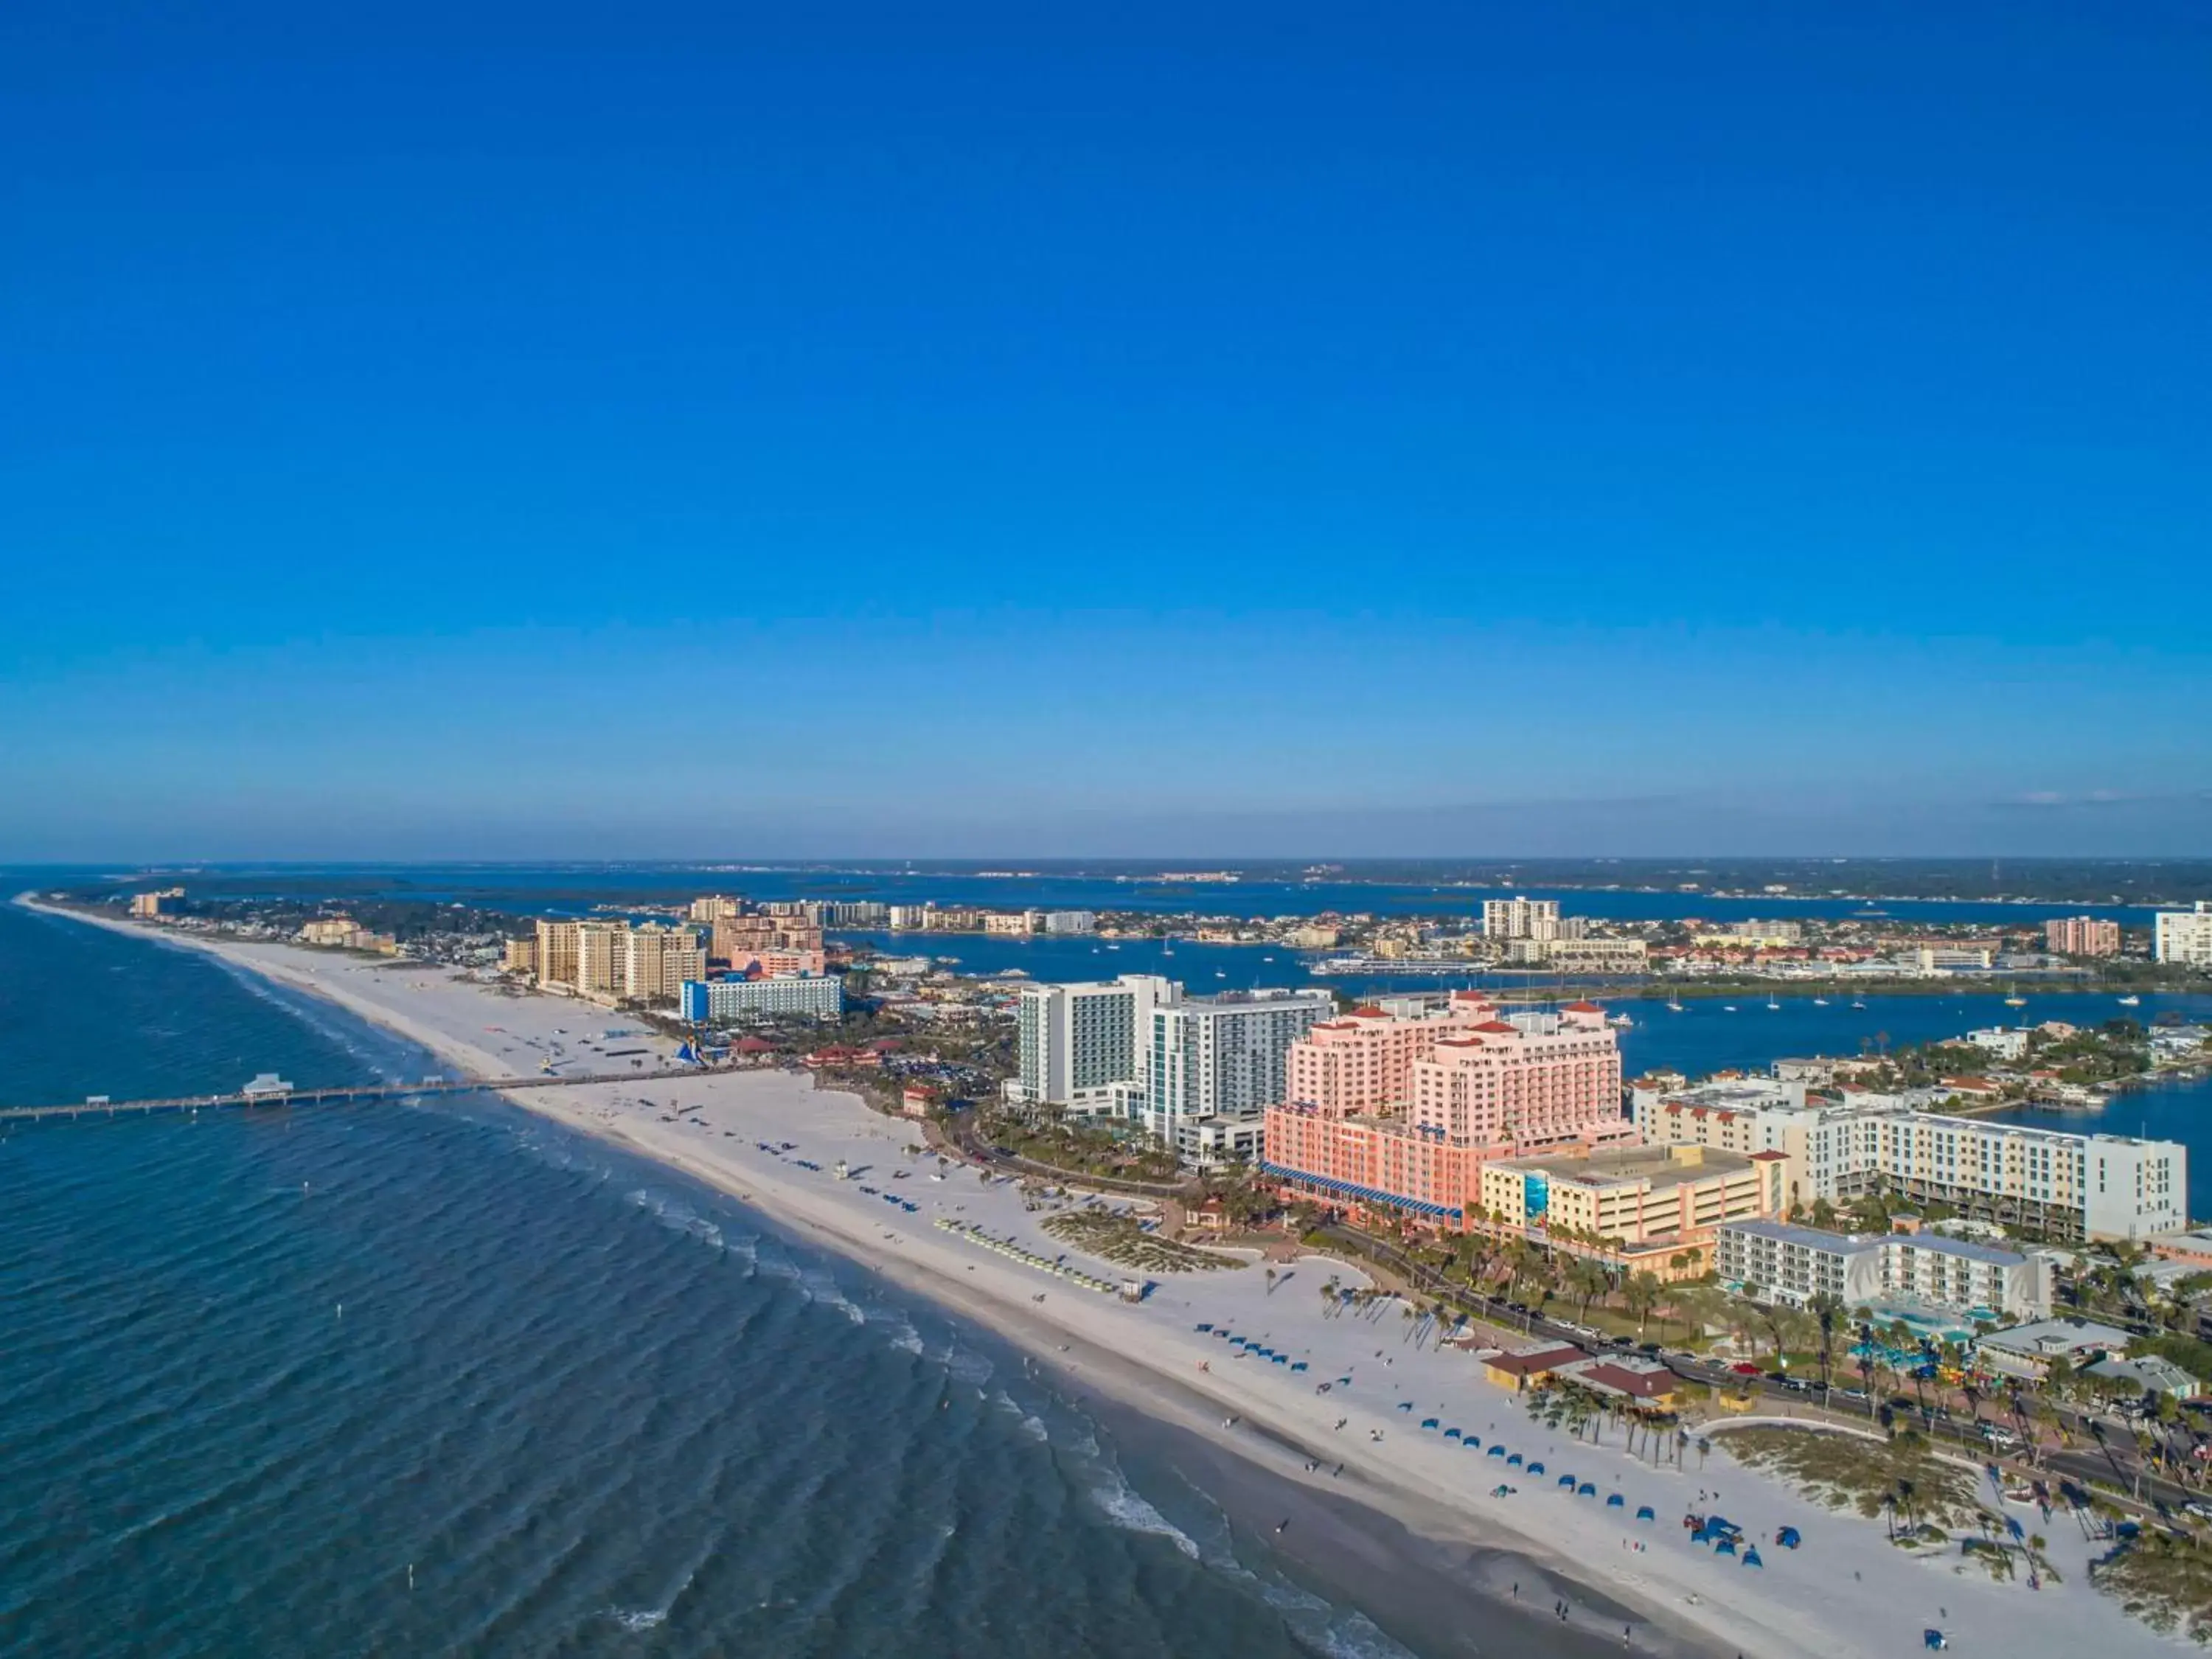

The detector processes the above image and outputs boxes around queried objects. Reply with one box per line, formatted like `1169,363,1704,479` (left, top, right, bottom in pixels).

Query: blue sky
3,1,2207,860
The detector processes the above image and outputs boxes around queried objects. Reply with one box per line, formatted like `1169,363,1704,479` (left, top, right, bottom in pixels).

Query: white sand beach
23,902,2187,1658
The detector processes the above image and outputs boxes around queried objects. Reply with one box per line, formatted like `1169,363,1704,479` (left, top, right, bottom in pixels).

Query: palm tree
1624,1271,1663,1335
1807,1291,1845,1394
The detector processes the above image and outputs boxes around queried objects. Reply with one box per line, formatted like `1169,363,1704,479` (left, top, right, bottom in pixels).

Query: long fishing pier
0,1065,714,1125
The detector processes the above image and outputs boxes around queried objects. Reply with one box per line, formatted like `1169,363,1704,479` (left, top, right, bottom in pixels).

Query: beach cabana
1421,1417,1439,1430
1487,1445,1506,1458
1506,1453,1522,1467
1397,1402,1413,1412
1558,1475,1577,1489
1742,1547,1763,1568
1194,1323,1213,1333
1606,1493,1624,1508
1444,1427,1461,1440
1923,1631,1947,1651
1464,1439,1482,1450
1272,1354,1287,1366
1635,1506,1655,1522
1526,1461,1543,1476
1291,1362,1307,1373
1775,1526,1800,1549
1715,1537,1737,1557
1577,1483,1597,1498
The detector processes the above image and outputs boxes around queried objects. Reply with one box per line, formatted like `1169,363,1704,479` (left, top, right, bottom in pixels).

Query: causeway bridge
0,1065,715,1125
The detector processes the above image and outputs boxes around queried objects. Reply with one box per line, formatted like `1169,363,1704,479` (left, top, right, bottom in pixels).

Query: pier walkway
0,1065,714,1124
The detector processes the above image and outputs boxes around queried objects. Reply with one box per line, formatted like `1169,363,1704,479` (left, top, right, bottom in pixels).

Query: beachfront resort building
129,888,184,918
1479,1144,1789,1277
1714,1220,2052,1321
1141,987,1335,1144
2045,916,2121,957
1012,974,1174,1116
680,975,844,1023
535,919,580,989
2156,902,2212,967
622,923,707,1004
1632,1070,2186,1242
1262,999,1632,1231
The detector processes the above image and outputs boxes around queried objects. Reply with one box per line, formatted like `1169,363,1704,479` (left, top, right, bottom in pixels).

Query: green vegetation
1041,1211,1240,1273
970,1102,1184,1185
1722,1426,1980,1531
2097,1529,2212,1643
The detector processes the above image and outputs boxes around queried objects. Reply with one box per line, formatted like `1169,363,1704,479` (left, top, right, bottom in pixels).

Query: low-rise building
1174,1110,1267,1171
1540,938,1650,974
1714,1220,2051,1320
1975,1315,2133,1382
1556,1354,1678,1408
1966,1027,2030,1062
1481,1343,1585,1391
2085,1354,2202,1399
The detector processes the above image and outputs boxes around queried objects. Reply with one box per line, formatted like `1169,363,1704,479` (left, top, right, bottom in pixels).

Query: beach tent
1558,1475,1577,1489
1636,1506,1655,1522
1577,1483,1597,1498
1742,1547,1763,1568
1606,1493,1624,1508
1398,1402,1414,1412
1924,1631,1948,1651
1465,1439,1483,1451
1506,1453,1522,1467
1715,1537,1737,1557
1194,1323,1213,1333
1526,1462,1544,1476
1444,1427,1461,1440
1421,1417,1439,1430
1775,1526,1801,1548
1292,1362,1307,1372
1487,1446,1506,1458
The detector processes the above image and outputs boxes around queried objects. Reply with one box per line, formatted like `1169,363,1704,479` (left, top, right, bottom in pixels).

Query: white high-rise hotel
1015,975,1172,1116
1014,976,1333,1145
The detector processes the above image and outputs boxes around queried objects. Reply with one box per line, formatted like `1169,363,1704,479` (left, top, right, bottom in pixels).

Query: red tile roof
1576,1362,1673,1398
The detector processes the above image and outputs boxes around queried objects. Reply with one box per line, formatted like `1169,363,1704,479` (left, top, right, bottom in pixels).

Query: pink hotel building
1263,995,1633,1229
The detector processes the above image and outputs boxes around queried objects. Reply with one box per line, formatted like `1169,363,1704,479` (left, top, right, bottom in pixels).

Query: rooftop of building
1719,1217,2030,1266
1491,1142,1761,1189
1979,1315,2132,1355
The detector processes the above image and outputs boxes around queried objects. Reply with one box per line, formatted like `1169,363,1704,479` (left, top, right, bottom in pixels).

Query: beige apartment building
1480,1142,1790,1277
535,919,581,990
623,923,706,1004
503,936,538,975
